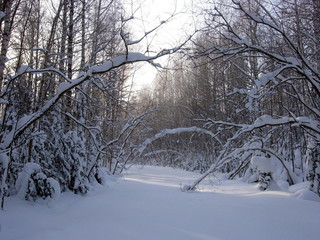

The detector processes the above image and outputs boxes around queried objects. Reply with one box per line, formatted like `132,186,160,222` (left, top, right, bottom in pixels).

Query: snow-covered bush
180,152,212,173
94,167,111,185
60,131,88,194
258,173,272,191
16,163,60,201
249,155,277,191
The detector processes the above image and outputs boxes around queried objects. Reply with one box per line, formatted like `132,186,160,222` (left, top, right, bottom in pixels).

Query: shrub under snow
15,163,60,201
250,155,277,191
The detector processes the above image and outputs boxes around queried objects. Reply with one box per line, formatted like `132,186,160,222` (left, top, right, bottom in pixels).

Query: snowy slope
1,165,319,240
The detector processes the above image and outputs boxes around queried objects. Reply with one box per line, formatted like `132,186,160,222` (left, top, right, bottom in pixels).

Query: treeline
0,0,147,207
0,0,319,207
136,0,320,194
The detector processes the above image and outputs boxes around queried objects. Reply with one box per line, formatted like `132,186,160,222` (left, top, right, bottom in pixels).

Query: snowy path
1,165,320,240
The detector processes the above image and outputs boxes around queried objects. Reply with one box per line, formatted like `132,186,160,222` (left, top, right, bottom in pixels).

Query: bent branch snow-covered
0,0,193,208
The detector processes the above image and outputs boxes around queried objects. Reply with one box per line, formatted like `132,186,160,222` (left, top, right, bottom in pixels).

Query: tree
0,0,193,208
0,0,17,89
136,0,320,195
184,0,320,192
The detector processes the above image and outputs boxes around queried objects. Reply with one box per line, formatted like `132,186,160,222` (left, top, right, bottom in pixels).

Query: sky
122,0,197,90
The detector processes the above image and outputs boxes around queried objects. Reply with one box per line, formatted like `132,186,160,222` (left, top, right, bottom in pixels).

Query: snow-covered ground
1,165,320,240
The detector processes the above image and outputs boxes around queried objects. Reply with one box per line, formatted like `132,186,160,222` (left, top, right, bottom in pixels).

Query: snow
138,127,221,154
285,56,301,66
17,115,32,130
125,39,138,45
0,98,8,104
253,114,289,126
289,182,320,202
46,178,61,201
90,53,151,73
0,153,8,167
1,128,15,149
57,82,71,94
251,155,276,173
15,163,42,199
31,48,47,52
0,11,5,21
17,65,29,74
1,165,320,240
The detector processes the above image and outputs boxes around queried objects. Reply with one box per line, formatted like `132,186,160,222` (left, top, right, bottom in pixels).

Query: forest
0,0,319,210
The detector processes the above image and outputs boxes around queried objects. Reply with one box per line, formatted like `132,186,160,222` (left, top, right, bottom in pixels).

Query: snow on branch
247,115,319,135
64,112,103,152
0,11,5,21
13,66,71,83
208,1,320,97
285,86,320,118
231,1,320,86
138,126,222,155
183,114,320,191
1,46,187,151
106,109,155,147
232,0,282,33
121,15,172,46
211,115,319,144
204,115,320,136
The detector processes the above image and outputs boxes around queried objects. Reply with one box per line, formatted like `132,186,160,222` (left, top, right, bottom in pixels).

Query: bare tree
136,0,319,195
0,0,193,208
183,0,320,192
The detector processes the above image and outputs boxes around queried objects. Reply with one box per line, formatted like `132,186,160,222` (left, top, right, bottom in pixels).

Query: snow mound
293,189,320,202
47,177,61,201
251,156,276,173
16,163,42,199
265,180,281,191
181,184,192,192
15,163,61,201
95,167,113,185
276,180,290,191
289,182,320,202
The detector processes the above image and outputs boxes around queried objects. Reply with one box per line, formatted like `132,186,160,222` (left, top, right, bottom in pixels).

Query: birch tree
182,0,320,192
136,0,320,195
0,0,192,208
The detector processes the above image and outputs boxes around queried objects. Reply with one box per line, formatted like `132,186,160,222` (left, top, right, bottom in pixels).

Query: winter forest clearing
2,165,320,240
0,0,320,238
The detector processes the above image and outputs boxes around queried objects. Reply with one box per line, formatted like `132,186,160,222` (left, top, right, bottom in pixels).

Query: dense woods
0,0,132,207
0,0,319,209
136,0,320,192
0,0,182,208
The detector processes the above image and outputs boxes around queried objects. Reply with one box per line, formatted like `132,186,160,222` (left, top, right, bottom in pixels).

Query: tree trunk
80,0,86,68
0,0,14,90
65,0,74,131
312,0,320,70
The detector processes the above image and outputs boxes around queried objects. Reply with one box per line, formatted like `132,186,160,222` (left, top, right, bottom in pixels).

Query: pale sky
123,0,197,91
